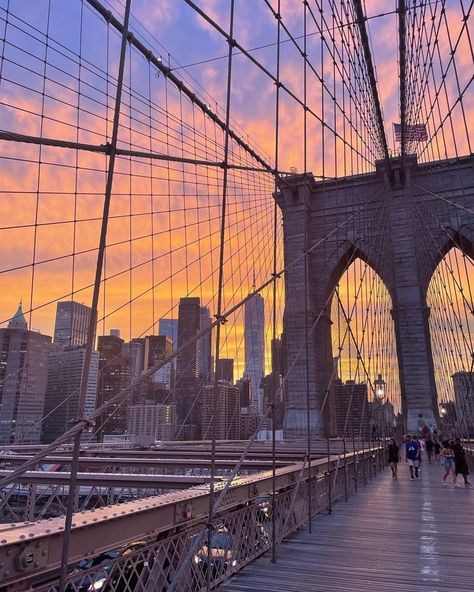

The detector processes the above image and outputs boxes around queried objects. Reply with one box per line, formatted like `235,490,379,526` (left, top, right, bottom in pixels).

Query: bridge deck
222,460,473,591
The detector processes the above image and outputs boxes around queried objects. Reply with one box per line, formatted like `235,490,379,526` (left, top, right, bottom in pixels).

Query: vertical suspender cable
303,0,313,534
58,1,132,590
206,1,235,590
271,0,281,564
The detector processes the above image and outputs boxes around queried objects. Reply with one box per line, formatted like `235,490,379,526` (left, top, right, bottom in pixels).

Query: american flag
393,123,428,142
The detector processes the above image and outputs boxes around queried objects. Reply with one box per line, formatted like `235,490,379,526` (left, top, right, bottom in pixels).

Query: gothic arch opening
329,256,400,437
426,245,474,435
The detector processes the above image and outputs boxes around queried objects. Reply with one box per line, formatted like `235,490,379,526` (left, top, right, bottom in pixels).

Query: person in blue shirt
405,435,421,480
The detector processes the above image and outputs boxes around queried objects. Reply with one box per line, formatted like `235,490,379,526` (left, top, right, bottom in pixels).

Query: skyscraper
53,301,92,349
122,338,145,380
176,297,201,439
159,317,178,370
216,358,234,383
0,303,51,444
202,382,240,440
244,292,265,414
95,334,132,440
42,346,99,443
144,335,174,392
127,404,174,444
159,318,178,350
199,306,212,380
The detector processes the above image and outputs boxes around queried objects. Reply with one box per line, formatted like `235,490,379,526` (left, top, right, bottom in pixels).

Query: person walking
425,436,434,464
452,437,471,487
440,440,456,486
434,438,441,463
388,438,400,480
405,435,421,480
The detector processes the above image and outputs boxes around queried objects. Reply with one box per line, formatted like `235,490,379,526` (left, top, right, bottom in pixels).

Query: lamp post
374,374,386,440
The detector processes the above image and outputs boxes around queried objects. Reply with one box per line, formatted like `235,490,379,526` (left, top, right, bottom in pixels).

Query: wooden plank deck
222,459,473,591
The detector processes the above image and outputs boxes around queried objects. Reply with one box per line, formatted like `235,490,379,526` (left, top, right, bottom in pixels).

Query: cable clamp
214,314,227,324
71,417,95,429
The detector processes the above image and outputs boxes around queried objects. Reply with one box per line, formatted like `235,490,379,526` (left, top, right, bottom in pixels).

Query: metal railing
1,446,385,592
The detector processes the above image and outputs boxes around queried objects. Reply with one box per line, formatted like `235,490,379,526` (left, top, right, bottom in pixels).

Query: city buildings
176,297,201,439
159,318,178,369
96,333,132,441
144,335,174,392
216,358,234,383
122,338,145,380
202,382,240,440
127,404,174,444
244,291,265,414
0,303,51,444
333,378,369,437
42,345,99,443
199,306,212,380
53,301,91,350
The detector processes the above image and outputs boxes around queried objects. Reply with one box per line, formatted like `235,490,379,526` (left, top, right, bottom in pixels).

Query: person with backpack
387,438,400,480
405,435,421,480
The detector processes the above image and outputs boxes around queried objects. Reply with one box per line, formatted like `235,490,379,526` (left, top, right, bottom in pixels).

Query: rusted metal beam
0,450,376,588
0,470,222,489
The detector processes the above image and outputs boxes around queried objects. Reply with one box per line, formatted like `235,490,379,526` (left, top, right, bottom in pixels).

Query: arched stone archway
277,155,474,437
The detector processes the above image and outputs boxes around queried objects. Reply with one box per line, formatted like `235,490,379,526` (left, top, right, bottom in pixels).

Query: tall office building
53,301,92,349
159,318,178,371
244,292,265,414
0,303,51,444
42,346,99,443
159,319,178,349
122,338,145,380
199,306,212,380
453,371,474,434
216,358,234,383
144,335,174,392
202,382,240,440
95,334,132,440
127,404,174,444
176,297,201,439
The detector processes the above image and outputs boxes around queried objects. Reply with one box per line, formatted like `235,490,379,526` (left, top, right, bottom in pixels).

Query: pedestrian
388,438,400,480
440,440,456,486
425,436,434,464
414,436,423,477
405,435,421,480
434,438,441,463
452,437,471,487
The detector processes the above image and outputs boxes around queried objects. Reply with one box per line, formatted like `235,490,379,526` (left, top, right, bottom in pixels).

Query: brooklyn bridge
0,0,473,590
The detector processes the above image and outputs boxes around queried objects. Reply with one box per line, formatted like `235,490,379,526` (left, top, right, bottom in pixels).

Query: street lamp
374,373,386,400
372,374,386,441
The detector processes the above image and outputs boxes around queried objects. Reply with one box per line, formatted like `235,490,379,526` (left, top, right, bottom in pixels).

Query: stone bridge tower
276,155,474,437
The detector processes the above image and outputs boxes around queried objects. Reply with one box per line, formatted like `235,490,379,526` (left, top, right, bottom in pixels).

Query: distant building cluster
0,290,279,446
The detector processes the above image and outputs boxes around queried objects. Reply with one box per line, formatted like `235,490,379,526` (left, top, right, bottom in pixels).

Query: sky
0,0,471,392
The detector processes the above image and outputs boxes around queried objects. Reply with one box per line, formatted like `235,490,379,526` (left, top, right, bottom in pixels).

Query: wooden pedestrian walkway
222,459,473,591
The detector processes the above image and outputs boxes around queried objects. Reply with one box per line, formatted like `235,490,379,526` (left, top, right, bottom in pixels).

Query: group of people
387,434,471,487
